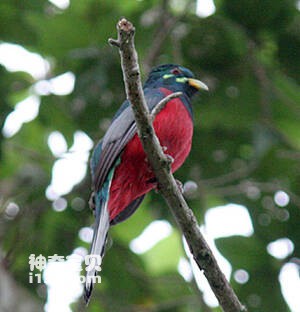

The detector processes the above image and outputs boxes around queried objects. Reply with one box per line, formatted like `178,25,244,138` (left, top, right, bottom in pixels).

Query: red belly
108,92,193,220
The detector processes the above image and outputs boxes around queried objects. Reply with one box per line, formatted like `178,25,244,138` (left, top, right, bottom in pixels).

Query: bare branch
203,161,258,187
248,41,273,120
151,92,182,120
143,0,194,74
108,38,120,48
109,17,246,312
248,40,300,120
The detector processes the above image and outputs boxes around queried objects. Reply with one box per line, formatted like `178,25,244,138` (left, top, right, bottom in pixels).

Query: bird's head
144,64,208,97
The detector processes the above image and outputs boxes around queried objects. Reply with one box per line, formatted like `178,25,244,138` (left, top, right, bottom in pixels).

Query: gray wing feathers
92,89,165,193
102,106,135,148
94,122,137,191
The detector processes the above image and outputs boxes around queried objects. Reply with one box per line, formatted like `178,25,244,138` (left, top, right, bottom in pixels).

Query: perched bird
84,64,208,301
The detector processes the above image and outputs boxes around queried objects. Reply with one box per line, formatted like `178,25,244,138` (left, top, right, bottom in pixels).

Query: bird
84,64,208,302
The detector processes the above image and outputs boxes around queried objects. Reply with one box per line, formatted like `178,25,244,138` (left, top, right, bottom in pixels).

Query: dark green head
144,64,208,97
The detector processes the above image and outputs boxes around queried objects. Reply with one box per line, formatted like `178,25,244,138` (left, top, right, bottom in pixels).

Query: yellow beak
188,78,209,91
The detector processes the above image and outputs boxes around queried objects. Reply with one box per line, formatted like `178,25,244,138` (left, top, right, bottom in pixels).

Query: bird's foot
166,154,174,163
175,179,184,194
162,154,174,172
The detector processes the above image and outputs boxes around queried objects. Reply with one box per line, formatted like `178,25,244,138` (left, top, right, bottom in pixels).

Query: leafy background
0,0,299,311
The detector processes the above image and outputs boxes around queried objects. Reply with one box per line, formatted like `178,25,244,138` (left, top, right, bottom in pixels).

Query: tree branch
151,91,182,120
143,0,194,74
109,18,246,312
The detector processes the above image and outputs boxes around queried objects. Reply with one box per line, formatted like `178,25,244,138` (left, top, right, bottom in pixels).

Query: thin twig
108,38,120,48
248,41,272,120
143,0,193,74
203,161,258,187
210,180,300,209
151,92,182,120
109,17,246,312
248,40,300,119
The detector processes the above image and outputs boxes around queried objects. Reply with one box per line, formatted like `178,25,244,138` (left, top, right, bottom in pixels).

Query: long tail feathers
84,197,110,304
84,159,119,304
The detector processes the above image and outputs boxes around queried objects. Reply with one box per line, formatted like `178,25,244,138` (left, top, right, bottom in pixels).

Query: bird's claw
175,179,184,194
162,154,174,172
166,154,174,163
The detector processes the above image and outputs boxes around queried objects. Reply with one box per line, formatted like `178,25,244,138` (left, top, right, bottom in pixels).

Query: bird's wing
91,88,165,193
110,194,146,225
85,89,168,303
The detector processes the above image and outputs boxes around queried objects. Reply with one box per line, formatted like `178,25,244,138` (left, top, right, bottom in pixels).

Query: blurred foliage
0,0,299,311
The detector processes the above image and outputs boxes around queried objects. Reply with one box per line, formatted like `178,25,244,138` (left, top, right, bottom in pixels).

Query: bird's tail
84,192,110,304
84,156,120,304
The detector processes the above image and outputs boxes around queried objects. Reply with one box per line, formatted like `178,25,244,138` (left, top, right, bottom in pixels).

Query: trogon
84,64,208,301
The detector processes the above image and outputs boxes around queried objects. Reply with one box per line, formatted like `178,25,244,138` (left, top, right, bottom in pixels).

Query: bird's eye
171,68,181,75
